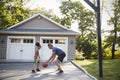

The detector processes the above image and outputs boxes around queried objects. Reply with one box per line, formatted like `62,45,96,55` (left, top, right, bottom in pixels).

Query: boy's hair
36,42,41,47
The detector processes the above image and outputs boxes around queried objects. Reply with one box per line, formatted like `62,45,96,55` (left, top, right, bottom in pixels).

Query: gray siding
68,36,76,60
13,17,63,30
0,35,7,59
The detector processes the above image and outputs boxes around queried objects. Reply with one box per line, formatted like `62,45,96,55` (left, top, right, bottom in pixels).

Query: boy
32,42,41,73
45,43,66,74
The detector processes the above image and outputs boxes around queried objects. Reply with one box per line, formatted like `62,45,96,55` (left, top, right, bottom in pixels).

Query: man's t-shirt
53,47,64,56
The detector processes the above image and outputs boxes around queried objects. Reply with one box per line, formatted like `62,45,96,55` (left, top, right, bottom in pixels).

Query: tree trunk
112,42,115,59
111,18,117,59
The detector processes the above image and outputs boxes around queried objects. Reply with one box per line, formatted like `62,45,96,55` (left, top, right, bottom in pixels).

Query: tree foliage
104,0,120,59
27,7,62,27
60,0,96,58
0,0,61,30
0,0,29,29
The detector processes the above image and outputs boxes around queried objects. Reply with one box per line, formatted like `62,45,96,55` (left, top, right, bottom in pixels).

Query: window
11,38,21,43
55,39,65,44
43,39,53,43
23,39,33,43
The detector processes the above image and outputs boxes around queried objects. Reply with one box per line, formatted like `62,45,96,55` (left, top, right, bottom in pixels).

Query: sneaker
32,70,36,73
36,69,40,71
56,70,63,74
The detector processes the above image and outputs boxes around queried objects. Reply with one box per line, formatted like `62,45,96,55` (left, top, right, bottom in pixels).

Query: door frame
40,36,68,61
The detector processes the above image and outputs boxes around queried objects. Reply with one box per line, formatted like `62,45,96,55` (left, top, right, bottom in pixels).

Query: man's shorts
57,53,66,62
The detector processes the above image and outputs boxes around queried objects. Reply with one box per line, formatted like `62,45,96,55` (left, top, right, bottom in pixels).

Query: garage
6,36,35,61
0,14,79,62
6,36,68,62
40,37,68,62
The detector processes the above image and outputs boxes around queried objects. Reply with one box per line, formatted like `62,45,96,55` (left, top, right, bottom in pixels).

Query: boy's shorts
34,58,39,64
57,53,66,62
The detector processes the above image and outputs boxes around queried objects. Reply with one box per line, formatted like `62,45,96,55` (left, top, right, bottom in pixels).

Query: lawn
74,59,120,80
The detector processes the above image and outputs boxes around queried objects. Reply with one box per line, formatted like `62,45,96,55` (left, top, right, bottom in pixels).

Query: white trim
40,36,68,40
6,36,35,61
7,36,35,39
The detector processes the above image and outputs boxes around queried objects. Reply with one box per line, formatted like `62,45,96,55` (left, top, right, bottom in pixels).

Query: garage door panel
40,39,53,62
9,44,22,59
7,36,35,61
40,37,68,62
22,44,34,60
40,45,52,61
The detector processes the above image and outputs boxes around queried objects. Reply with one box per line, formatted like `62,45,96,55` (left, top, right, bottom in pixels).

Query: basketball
42,62,48,68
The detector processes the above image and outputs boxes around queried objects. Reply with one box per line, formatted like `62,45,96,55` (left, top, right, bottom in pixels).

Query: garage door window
23,39,33,43
43,39,53,43
55,39,65,44
11,38,21,43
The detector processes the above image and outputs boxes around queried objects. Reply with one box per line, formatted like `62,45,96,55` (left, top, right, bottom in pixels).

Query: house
0,13,79,62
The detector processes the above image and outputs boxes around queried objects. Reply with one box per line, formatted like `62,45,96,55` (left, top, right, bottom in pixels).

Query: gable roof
7,13,68,30
0,13,79,36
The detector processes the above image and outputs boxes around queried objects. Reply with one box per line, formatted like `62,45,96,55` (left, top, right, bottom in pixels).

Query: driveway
0,61,96,80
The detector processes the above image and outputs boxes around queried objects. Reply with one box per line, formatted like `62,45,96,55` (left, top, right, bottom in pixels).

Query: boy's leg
32,58,37,73
36,61,40,71
32,63,36,73
32,58,36,70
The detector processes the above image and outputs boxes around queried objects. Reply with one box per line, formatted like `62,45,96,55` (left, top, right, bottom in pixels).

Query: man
45,43,66,74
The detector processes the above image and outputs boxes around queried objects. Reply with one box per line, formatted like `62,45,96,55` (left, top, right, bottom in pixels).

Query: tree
60,0,96,58
0,0,29,29
0,0,60,30
107,0,120,59
27,7,61,25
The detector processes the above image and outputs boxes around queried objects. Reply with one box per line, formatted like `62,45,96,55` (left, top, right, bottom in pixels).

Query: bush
91,52,98,59
103,47,120,59
115,51,120,59
75,50,85,60
103,47,112,59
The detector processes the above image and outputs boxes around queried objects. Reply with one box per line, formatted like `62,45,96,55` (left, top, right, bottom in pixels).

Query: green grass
74,59,120,80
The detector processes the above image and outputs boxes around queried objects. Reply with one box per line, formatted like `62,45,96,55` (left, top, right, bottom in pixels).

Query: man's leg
55,59,63,74
55,59,62,70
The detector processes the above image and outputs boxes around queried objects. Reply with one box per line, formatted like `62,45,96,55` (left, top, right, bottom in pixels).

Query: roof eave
0,31,80,36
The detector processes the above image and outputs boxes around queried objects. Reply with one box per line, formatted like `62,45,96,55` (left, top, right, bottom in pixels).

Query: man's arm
46,53,56,63
50,53,56,63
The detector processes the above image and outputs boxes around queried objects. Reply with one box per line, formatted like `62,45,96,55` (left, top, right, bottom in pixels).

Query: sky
25,0,113,33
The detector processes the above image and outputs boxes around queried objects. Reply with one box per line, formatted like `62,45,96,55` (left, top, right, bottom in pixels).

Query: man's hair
48,43,53,46
36,42,41,47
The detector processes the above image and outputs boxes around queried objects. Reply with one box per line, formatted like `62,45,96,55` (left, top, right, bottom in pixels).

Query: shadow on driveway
0,62,96,80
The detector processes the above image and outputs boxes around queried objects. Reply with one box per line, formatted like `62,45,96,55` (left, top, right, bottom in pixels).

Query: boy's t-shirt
52,47,64,56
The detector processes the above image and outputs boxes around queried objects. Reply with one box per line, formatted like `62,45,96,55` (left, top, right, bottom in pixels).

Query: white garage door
40,37,68,62
7,36,35,61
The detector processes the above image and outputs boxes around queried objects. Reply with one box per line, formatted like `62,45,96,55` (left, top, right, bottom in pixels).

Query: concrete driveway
0,61,97,80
